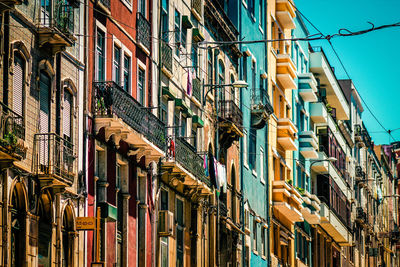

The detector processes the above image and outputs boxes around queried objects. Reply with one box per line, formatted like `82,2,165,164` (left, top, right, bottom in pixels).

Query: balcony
136,12,151,53
277,118,297,151
161,40,173,77
204,0,241,60
299,131,318,159
39,4,76,53
319,202,351,245
298,73,318,102
317,175,352,245
33,133,75,188
356,207,368,226
0,0,22,10
0,102,26,166
310,47,350,120
272,180,304,223
192,78,202,104
300,190,321,224
276,0,296,29
310,102,328,124
191,0,202,20
276,54,297,90
93,81,166,161
338,120,354,148
218,100,243,146
163,136,211,193
251,89,274,129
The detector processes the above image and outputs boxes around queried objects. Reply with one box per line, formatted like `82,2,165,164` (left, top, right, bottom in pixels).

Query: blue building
229,0,273,265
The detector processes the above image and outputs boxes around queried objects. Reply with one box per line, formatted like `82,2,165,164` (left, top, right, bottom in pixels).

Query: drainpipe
214,48,220,267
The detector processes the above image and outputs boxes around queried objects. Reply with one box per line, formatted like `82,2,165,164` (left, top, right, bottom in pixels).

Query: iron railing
192,78,202,104
219,100,243,128
166,136,211,187
219,201,228,217
191,0,202,17
0,102,25,157
137,12,151,51
93,81,166,151
356,207,367,223
251,89,274,116
161,40,173,73
41,2,74,36
34,133,75,184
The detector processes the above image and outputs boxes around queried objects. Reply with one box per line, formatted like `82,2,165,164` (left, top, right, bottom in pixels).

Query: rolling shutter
13,55,24,117
39,72,50,133
63,91,72,139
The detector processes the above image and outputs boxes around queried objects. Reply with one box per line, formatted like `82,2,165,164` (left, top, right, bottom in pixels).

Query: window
191,128,197,149
260,148,264,183
39,71,51,134
161,99,168,125
207,50,213,85
160,189,168,210
243,130,248,166
251,60,256,95
243,55,247,82
174,112,180,137
161,9,169,42
253,220,257,252
113,45,121,85
96,29,105,81
218,60,225,100
160,237,168,267
138,0,146,15
249,128,256,171
63,90,72,142
181,116,187,137
191,44,198,73
13,53,25,118
174,10,181,56
261,227,266,257
137,67,145,105
248,0,254,16
123,55,131,92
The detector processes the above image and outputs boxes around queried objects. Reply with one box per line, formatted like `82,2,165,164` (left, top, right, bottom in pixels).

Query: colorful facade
0,0,399,267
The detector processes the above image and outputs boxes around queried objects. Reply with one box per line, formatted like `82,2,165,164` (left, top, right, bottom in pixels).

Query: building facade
0,0,85,266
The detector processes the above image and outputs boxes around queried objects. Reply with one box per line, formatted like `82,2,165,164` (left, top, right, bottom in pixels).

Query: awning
182,15,193,28
192,115,204,128
162,86,176,100
175,98,193,117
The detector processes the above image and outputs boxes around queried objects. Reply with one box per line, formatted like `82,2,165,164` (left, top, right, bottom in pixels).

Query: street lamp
309,157,337,168
203,80,248,104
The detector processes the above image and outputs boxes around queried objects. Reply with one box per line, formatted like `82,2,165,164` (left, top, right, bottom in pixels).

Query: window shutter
13,55,24,117
63,91,72,139
39,72,50,133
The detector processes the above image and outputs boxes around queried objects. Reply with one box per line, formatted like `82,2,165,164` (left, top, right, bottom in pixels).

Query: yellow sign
76,217,96,230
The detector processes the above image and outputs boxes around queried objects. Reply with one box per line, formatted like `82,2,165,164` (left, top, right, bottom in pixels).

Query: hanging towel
187,69,193,96
217,163,227,193
204,154,209,177
209,154,219,190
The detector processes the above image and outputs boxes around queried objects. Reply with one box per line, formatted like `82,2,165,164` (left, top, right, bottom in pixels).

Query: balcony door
39,72,51,169
176,198,184,267
10,183,26,267
38,193,53,267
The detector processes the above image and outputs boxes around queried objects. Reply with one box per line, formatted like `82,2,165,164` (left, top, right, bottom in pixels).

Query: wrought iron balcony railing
251,89,274,116
161,40,173,73
219,201,228,217
192,78,202,104
0,102,25,157
166,136,211,188
219,100,243,128
34,133,75,184
41,3,75,36
93,81,166,151
356,207,367,223
137,12,151,51
191,0,202,17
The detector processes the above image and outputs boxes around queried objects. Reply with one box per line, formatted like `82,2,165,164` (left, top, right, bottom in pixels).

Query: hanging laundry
217,163,227,193
204,154,209,177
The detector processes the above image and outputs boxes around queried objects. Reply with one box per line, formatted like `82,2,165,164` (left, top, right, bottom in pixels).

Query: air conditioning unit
158,210,174,236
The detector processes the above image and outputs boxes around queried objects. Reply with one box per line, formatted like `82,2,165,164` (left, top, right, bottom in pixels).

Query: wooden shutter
13,54,24,117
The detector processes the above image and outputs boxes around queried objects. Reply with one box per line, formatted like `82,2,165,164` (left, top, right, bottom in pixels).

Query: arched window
39,71,51,134
10,182,26,267
13,53,25,118
62,206,74,267
63,90,73,142
218,60,225,100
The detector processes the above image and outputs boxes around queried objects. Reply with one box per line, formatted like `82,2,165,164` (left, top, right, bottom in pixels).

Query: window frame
95,22,107,81
113,44,122,86
137,60,146,106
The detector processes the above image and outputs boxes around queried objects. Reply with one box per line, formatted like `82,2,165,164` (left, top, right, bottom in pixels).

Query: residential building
86,0,158,266
0,0,85,266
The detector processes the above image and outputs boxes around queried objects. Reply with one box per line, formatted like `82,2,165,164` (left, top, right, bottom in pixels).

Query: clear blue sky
296,0,400,144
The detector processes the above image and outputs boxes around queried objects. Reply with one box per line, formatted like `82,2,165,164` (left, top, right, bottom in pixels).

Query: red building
86,0,162,266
